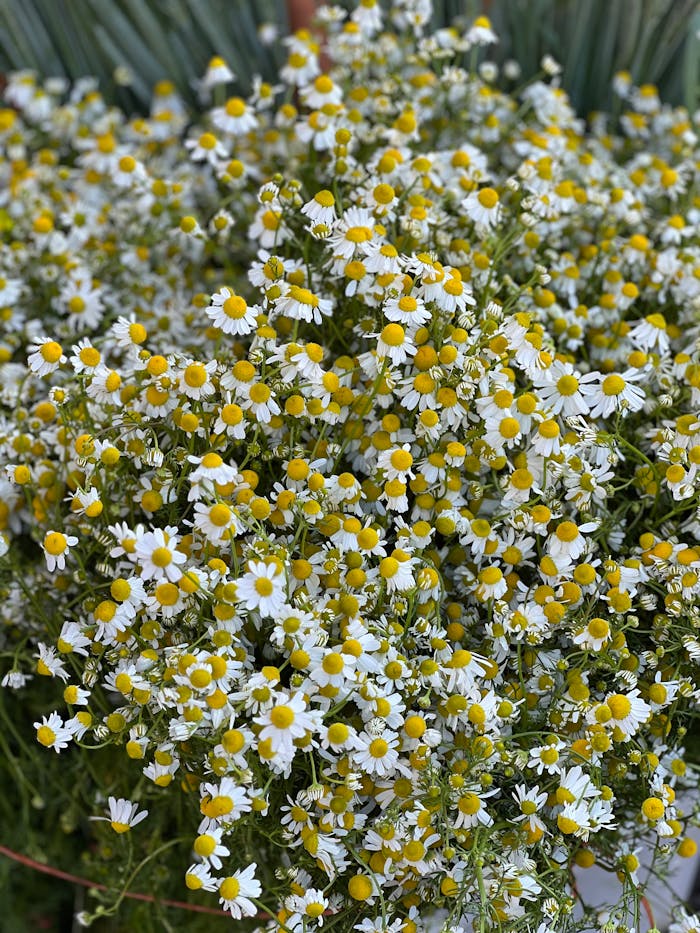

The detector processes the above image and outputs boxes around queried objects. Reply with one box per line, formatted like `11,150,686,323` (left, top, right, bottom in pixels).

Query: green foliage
481,0,700,115
0,0,286,111
0,0,698,114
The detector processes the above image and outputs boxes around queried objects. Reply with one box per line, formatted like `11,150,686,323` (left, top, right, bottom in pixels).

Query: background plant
0,0,698,114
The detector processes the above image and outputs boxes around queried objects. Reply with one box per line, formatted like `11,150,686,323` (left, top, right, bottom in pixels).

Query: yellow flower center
184,363,207,387
458,793,481,815
223,295,248,318
219,877,241,900
36,725,56,747
369,738,389,758
225,97,246,117
151,546,172,567
607,694,631,719
249,383,271,404
602,374,625,396
254,577,274,596
264,704,295,733
44,531,68,555
557,374,579,395
314,189,335,207
40,341,63,363
477,187,499,209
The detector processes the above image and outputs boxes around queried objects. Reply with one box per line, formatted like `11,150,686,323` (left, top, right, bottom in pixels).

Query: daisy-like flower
238,381,281,423
70,339,102,374
34,711,75,752
201,55,235,88
56,620,91,656
86,365,123,404
91,797,148,834
475,565,508,601
547,520,597,563
579,370,646,419
192,827,230,870
177,359,217,400
188,452,240,488
198,777,253,830
466,14,498,45
218,863,261,919
328,207,376,259
42,530,79,572
600,690,652,739
301,189,338,226
211,97,258,135
628,312,669,353
58,276,105,331
134,527,187,582
28,338,66,376
376,444,415,481
383,293,431,326
351,728,401,777
193,500,240,544
274,285,333,324
287,888,330,924
36,643,69,681
212,394,246,439
207,287,259,335
453,788,496,828
185,131,228,165
378,551,415,593
375,323,416,366
254,691,318,758
572,616,611,652
185,863,218,893
512,784,548,834
462,186,502,229
236,560,286,616
528,738,565,775
535,362,589,417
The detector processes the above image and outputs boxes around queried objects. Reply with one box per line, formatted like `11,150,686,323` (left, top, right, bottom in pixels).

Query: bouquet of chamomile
2,1,700,930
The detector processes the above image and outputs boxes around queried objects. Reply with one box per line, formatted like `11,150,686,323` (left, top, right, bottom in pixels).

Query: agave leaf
644,1,698,79
119,0,193,88
615,0,644,71
87,3,168,89
44,0,102,77
562,0,599,109
0,0,63,73
682,8,700,110
91,23,153,101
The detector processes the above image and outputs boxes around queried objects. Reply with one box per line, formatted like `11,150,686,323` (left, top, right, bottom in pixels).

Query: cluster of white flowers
2,1,700,930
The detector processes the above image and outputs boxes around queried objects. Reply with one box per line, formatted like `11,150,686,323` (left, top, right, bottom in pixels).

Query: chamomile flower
217,863,262,919
34,712,75,752
207,288,259,335
599,690,652,738
92,797,148,833
351,728,401,777
134,527,187,582
383,293,431,326
572,617,611,652
301,190,338,226
212,97,258,135
42,530,79,571
274,285,333,324
375,323,416,365
579,370,646,419
201,55,235,88
255,691,318,758
462,186,502,229
236,560,286,616
28,338,66,376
